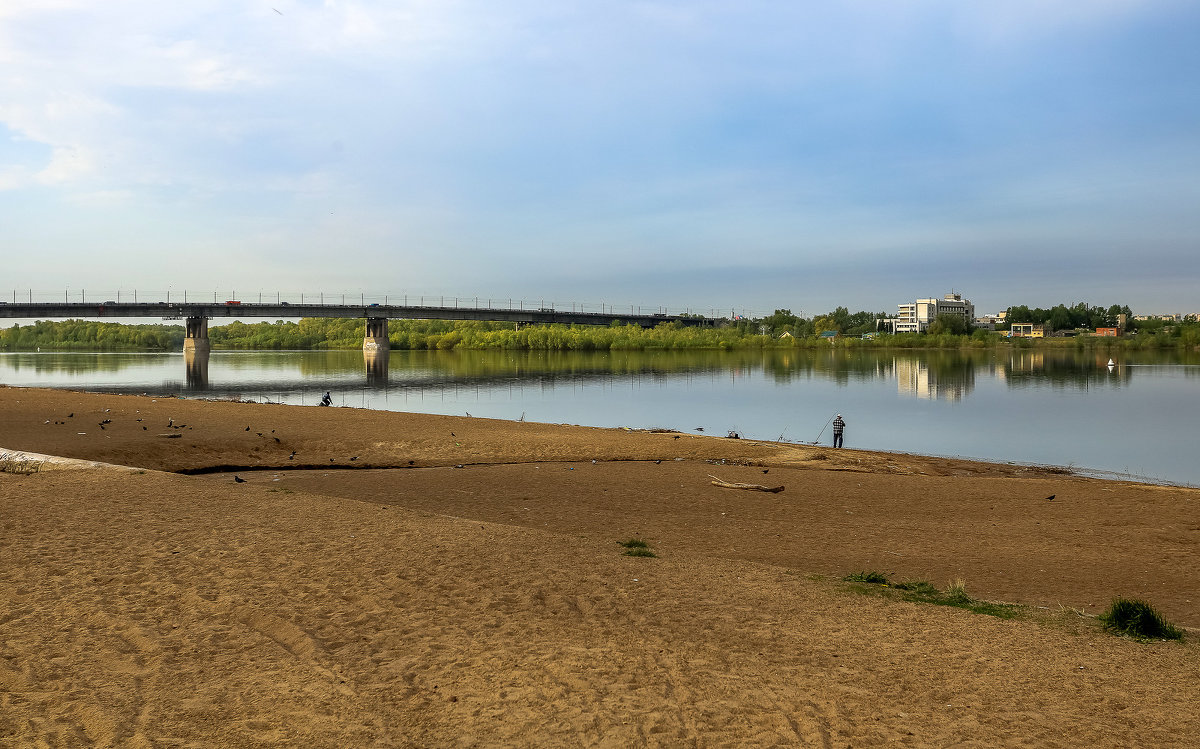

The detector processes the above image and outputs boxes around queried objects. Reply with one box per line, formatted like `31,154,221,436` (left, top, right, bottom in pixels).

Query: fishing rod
811,412,838,445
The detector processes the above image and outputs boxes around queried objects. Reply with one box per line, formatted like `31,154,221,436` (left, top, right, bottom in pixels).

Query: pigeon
273,437,280,443
762,469,770,474
654,459,661,464
234,476,246,483
1046,495,1055,501
350,456,358,461
245,426,250,431
288,451,296,460
695,427,704,431
673,435,681,440
68,413,74,418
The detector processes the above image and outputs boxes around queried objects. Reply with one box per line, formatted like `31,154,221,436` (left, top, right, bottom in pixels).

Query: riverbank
2,385,1198,746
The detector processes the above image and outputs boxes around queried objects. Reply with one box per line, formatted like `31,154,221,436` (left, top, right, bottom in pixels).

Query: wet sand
2,386,1198,746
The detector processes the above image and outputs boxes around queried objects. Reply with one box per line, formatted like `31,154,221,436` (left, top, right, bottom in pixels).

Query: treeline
0,320,184,351
4,310,1198,353
210,318,793,351
1005,303,1133,330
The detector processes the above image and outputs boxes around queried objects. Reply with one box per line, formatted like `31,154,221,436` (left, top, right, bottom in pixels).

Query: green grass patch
841,573,1020,620
843,571,890,584
622,547,657,558
618,538,656,557
1099,598,1183,641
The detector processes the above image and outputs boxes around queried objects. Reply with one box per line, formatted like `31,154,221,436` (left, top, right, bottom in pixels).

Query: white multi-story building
891,293,975,334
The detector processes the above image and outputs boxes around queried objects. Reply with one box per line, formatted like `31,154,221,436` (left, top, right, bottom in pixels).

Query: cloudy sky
2,0,1197,317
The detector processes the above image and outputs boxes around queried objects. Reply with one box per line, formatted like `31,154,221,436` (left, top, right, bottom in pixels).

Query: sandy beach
2,385,1198,747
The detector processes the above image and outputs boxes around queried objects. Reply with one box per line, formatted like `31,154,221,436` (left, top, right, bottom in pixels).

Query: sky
2,0,1198,318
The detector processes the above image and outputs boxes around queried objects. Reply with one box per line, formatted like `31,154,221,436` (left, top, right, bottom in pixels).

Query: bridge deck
0,302,714,328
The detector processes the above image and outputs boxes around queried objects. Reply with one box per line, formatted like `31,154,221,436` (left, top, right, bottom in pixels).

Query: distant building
891,293,975,334
973,314,1003,330
1010,323,1045,338
1095,327,1120,337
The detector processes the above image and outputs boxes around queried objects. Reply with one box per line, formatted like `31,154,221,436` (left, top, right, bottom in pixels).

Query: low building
1095,327,1120,337
891,293,975,334
1009,323,1045,338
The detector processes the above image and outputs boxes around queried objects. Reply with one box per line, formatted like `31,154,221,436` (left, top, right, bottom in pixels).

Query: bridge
0,298,719,354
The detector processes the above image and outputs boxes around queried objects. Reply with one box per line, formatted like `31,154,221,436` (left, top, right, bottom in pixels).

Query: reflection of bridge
0,301,717,354
179,349,730,392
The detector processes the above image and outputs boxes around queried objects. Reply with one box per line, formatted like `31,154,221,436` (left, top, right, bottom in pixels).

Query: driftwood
709,475,784,493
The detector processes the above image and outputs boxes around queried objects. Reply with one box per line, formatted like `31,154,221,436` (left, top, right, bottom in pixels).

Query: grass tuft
623,547,657,558
618,538,656,557
842,573,1020,619
1098,598,1183,641
843,571,890,584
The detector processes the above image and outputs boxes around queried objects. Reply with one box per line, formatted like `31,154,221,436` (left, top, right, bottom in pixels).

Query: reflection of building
892,293,975,333
1007,351,1045,372
895,358,975,401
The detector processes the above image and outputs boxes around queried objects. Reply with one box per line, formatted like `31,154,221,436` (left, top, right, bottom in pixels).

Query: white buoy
1107,358,1115,368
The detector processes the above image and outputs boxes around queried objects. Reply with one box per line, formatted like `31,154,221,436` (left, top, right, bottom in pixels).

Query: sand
1,385,1198,747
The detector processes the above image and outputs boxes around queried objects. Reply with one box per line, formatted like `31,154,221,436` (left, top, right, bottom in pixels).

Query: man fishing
832,413,846,448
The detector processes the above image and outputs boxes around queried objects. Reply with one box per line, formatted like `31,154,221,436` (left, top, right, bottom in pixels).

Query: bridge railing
3,289,761,320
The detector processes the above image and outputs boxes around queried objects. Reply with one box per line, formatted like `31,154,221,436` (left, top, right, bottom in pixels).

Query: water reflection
1,347,1196,396
364,350,388,386
184,349,209,390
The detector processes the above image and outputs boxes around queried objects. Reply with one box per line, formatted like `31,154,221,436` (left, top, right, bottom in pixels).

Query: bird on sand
245,426,250,431
1046,495,1055,501
234,475,246,483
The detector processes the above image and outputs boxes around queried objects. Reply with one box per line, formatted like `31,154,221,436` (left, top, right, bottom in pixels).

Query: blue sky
2,1,1198,317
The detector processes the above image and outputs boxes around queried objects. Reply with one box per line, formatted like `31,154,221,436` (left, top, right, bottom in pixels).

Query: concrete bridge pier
183,316,211,354
363,317,390,352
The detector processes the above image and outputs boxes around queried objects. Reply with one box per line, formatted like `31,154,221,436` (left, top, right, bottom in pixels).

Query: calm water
2,348,1198,485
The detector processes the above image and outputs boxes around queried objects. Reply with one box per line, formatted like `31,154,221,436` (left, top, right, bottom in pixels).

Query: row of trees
1005,303,1134,331
0,320,184,350
4,306,1197,353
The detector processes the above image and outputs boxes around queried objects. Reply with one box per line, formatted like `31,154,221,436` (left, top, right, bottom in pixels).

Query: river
2,347,1198,486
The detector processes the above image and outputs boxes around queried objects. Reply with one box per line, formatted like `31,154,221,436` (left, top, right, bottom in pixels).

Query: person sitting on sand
319,391,332,407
